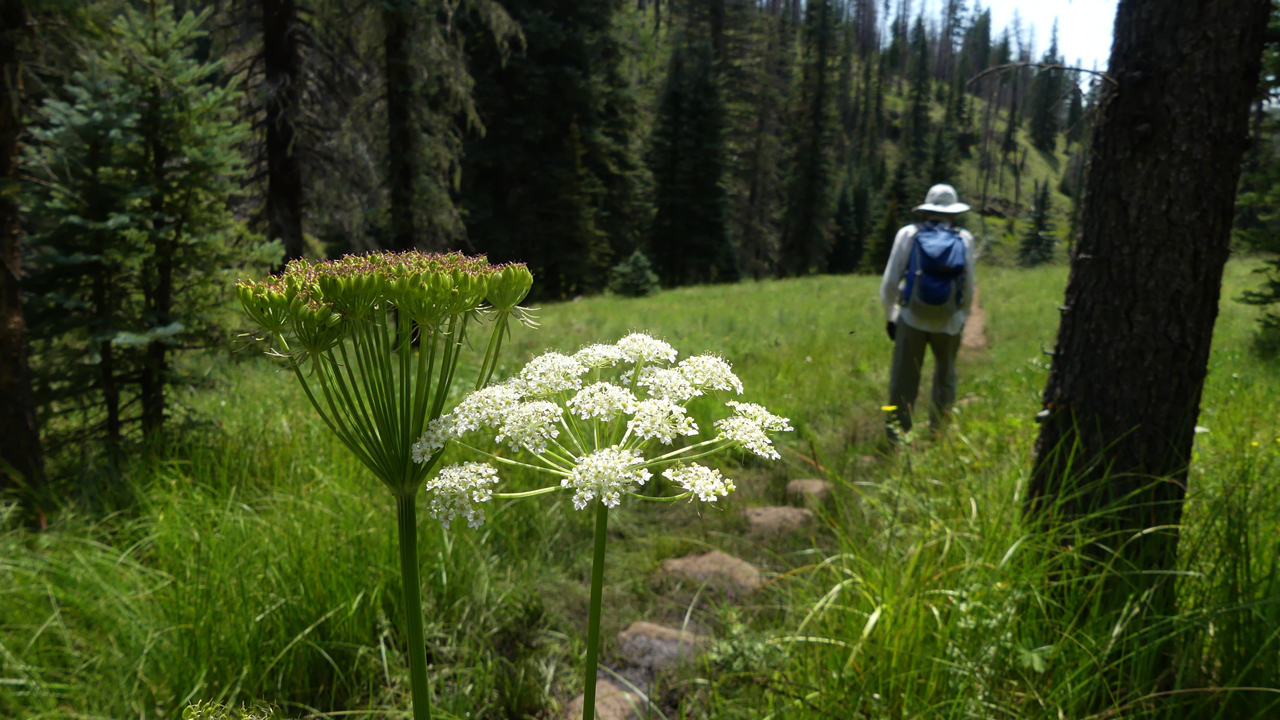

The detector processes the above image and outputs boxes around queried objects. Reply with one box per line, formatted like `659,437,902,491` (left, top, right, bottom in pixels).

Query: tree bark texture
0,0,44,494
1029,0,1270,571
263,0,305,263
384,4,417,252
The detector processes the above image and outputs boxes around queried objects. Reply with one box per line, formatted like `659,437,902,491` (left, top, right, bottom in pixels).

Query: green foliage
779,0,839,276
183,701,276,720
458,0,645,300
6,262,1280,718
23,2,278,447
648,37,737,286
827,177,866,273
1027,25,1064,153
1019,180,1055,266
608,249,661,297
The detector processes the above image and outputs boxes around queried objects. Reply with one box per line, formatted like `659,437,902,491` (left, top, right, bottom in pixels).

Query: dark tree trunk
384,4,416,251
1029,0,1270,576
0,0,44,495
263,0,305,264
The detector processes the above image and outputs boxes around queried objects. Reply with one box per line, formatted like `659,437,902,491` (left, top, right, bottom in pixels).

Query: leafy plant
236,251,533,720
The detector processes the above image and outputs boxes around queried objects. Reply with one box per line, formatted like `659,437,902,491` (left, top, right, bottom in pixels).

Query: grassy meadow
3,260,1280,719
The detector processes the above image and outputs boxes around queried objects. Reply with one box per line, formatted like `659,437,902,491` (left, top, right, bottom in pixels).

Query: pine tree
867,161,908,273
24,3,279,440
1018,180,1055,266
827,178,863,273
1027,22,1064,153
649,37,737,286
779,0,838,276
728,8,792,280
903,14,931,163
459,0,643,299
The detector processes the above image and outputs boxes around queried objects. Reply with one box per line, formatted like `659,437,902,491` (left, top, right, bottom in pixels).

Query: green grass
3,261,1279,718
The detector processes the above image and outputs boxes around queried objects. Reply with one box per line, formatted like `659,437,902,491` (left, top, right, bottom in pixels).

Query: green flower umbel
237,251,532,720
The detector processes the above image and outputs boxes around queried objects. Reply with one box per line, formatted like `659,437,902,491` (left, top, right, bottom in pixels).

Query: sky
978,0,1120,72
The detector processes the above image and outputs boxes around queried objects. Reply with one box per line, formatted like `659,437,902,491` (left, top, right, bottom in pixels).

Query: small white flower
562,446,651,510
574,343,625,369
714,416,780,459
567,382,638,422
412,414,456,462
517,352,588,396
426,462,500,529
628,398,698,444
663,464,736,502
616,332,678,364
725,401,793,432
452,381,523,434
636,367,700,403
496,401,563,454
678,354,743,395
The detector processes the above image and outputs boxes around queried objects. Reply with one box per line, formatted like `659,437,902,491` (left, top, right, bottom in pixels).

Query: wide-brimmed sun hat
914,184,970,214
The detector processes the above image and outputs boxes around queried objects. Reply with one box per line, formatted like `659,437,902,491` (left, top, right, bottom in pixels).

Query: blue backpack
901,223,966,320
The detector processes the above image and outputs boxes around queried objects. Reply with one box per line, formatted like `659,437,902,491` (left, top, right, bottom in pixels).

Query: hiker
879,183,975,442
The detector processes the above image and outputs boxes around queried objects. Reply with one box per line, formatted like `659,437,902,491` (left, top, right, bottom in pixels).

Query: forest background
20,0,1268,454
3,0,1280,717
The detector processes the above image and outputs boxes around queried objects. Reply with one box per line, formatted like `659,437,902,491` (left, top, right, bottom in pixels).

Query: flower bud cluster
236,251,533,356
414,332,791,523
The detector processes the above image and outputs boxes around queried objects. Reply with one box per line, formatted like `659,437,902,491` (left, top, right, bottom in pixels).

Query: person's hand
886,321,896,341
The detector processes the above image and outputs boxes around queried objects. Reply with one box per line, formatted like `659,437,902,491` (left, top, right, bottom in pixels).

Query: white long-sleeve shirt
878,222,975,336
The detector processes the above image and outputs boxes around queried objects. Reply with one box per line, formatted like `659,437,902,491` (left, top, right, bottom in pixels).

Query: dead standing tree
1028,0,1271,591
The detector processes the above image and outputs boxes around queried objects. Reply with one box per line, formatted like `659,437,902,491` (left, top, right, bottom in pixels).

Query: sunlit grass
3,260,1278,718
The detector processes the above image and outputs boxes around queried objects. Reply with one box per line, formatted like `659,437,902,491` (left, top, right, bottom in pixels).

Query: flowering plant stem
397,493,433,720
582,498,610,720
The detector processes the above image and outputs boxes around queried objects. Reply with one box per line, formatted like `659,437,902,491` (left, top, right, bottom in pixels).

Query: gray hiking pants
887,322,961,441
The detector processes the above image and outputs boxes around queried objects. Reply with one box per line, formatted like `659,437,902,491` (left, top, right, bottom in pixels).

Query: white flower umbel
635,366,699,402
567,382,638,422
426,462,500,529
422,331,792,720
628,398,698,444
419,332,790,510
574,343,626,369
616,332,678,364
678,354,744,395
496,401,563,454
412,414,456,462
452,381,523,433
714,416,780,460
562,446,651,510
663,464,736,502
725,401,794,432
517,352,588,397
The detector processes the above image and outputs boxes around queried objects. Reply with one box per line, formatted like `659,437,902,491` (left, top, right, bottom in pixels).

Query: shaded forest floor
4,259,1280,719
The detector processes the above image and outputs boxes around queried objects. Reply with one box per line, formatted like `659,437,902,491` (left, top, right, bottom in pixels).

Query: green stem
582,498,609,720
396,492,433,720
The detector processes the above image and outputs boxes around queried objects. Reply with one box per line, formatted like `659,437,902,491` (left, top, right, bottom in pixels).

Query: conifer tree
649,38,737,286
903,14,931,163
728,8,792,280
1027,22,1064,153
459,0,643,299
778,0,838,276
868,161,908,272
24,3,279,439
1065,79,1085,147
1018,180,1055,266
827,178,863,273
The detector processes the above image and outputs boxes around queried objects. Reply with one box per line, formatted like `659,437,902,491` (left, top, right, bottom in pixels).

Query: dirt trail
962,286,988,352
